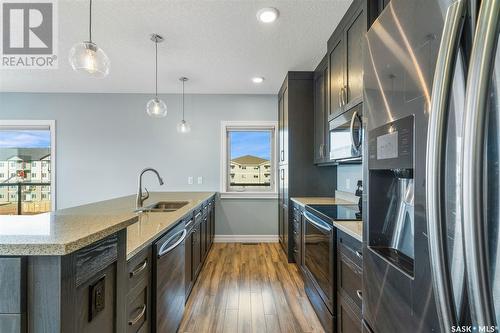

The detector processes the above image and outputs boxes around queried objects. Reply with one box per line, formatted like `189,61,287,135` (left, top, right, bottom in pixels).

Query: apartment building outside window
0,120,56,215
220,121,277,198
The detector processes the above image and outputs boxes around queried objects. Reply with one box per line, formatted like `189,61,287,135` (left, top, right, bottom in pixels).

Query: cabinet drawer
126,280,149,333
338,252,363,309
337,294,361,333
337,230,362,267
127,246,151,292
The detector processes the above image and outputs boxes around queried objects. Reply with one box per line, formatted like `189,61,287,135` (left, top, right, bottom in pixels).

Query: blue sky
0,130,51,148
230,131,271,160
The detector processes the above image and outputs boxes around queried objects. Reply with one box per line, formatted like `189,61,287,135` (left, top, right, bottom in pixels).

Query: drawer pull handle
195,212,202,219
129,259,148,278
356,290,363,301
128,304,146,326
355,250,363,259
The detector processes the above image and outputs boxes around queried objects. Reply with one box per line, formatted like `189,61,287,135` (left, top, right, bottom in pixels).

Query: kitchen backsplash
337,164,362,194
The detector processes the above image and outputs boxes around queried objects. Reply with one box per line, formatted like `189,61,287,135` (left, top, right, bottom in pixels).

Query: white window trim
0,120,57,210
220,121,278,199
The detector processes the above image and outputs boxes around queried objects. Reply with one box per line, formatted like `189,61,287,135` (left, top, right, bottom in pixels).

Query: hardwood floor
179,243,325,333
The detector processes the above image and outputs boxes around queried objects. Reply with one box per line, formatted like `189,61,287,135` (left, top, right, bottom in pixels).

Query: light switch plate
188,176,193,185
197,176,203,184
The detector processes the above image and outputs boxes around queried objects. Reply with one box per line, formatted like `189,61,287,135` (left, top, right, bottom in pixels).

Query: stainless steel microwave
329,104,363,162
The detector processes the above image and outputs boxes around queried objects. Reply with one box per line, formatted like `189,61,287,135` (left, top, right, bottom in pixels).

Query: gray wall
0,92,278,236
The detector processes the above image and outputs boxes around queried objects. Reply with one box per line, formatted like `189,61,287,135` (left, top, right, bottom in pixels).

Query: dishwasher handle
158,229,187,258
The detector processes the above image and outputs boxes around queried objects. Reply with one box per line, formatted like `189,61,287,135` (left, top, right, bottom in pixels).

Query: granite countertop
126,192,215,260
0,192,214,257
333,220,362,242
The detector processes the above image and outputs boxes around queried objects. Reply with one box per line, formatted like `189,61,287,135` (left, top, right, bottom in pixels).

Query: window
220,121,277,198
0,120,56,215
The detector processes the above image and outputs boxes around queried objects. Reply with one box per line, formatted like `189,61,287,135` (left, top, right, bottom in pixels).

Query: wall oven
329,104,363,162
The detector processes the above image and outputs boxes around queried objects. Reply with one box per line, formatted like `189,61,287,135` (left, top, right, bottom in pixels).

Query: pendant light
146,34,167,118
177,77,191,133
69,0,110,77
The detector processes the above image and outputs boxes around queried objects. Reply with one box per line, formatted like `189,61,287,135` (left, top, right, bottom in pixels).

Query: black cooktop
306,204,361,222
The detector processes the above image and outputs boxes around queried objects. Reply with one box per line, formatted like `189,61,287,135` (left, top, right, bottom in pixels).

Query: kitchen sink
136,201,189,213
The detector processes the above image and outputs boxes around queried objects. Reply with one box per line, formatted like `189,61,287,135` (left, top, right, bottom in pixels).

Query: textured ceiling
0,0,352,94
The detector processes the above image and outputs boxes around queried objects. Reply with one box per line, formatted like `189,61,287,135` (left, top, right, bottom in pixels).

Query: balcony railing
0,182,51,215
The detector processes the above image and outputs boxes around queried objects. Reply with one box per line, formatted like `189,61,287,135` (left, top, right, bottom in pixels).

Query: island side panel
27,229,127,333
0,257,26,333
28,256,62,333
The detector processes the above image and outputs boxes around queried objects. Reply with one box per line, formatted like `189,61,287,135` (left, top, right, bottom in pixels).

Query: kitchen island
0,191,215,333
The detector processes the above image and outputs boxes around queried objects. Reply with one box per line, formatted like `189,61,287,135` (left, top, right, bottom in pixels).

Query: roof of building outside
231,155,269,165
0,148,51,162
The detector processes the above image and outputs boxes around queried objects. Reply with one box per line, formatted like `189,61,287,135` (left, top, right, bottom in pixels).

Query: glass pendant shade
177,119,191,133
146,97,167,118
69,41,110,77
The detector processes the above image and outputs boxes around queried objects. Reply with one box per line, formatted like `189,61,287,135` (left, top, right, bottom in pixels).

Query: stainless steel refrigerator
363,0,499,331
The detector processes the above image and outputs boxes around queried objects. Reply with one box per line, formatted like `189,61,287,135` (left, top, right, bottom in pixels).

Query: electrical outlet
346,179,351,189
197,176,203,184
89,275,106,322
188,176,193,185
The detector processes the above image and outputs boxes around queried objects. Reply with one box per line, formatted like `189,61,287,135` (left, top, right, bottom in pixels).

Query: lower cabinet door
192,226,202,278
126,281,149,333
185,231,193,298
337,295,361,333
201,217,207,259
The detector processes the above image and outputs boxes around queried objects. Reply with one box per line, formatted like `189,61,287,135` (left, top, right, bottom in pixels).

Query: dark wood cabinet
328,38,345,119
126,247,151,333
291,202,304,266
345,6,364,108
327,0,366,120
201,214,207,261
278,72,336,262
337,296,362,333
314,56,330,165
336,230,362,332
185,226,193,298
192,220,202,279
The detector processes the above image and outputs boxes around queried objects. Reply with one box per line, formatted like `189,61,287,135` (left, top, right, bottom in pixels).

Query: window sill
219,192,278,199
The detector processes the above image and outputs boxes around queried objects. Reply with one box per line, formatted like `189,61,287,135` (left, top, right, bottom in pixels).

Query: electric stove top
305,204,361,222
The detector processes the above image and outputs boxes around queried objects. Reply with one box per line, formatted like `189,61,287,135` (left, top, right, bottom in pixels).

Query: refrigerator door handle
462,0,500,327
425,0,465,330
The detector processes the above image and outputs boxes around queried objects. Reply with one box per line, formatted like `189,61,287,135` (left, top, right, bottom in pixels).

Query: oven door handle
303,212,332,233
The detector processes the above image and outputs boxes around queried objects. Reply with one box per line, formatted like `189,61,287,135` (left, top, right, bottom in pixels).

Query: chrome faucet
136,168,164,209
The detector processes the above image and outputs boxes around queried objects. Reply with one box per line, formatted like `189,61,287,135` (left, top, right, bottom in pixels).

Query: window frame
220,121,278,199
0,120,56,211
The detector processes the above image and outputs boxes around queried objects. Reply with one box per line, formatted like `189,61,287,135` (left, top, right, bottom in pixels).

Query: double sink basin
136,201,189,213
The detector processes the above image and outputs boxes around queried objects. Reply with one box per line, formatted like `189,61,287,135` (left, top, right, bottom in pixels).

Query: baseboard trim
214,235,279,243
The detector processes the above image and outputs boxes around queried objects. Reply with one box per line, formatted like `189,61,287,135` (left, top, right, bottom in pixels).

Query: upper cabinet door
278,94,284,163
329,38,344,119
345,8,365,108
314,61,329,164
281,87,289,165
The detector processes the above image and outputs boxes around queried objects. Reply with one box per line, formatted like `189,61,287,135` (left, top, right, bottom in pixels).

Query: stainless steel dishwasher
153,220,186,333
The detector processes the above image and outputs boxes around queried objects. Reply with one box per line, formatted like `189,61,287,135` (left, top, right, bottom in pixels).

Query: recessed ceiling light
252,77,265,84
256,7,279,23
